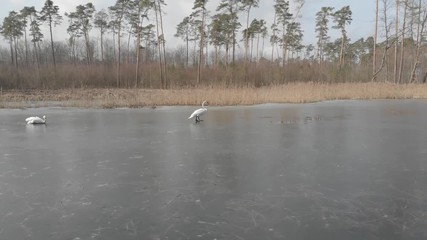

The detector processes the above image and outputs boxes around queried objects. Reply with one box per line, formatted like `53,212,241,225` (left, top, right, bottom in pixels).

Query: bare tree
157,0,167,88
394,0,399,83
153,0,165,88
372,0,394,82
373,0,379,81
383,0,393,81
410,0,427,82
398,0,408,83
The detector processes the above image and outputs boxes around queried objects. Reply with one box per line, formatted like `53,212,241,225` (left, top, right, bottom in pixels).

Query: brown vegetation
0,59,381,89
1,82,426,109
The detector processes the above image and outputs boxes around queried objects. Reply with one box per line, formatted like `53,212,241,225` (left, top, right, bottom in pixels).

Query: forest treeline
0,0,426,90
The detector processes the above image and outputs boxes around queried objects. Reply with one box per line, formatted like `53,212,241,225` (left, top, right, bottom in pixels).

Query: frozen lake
1,100,427,240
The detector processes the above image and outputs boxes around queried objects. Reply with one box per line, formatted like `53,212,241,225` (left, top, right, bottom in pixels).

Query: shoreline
1,82,427,109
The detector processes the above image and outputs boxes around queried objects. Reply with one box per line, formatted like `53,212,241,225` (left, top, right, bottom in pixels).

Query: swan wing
33,117,44,124
188,108,206,119
26,116,45,124
25,117,36,123
197,108,207,116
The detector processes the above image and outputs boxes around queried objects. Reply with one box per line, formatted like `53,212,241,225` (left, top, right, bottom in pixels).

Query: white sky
0,0,376,50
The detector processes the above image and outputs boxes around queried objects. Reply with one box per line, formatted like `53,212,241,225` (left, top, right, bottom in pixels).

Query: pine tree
94,9,109,62
39,0,62,69
315,7,334,63
65,3,96,64
191,0,208,85
332,5,352,67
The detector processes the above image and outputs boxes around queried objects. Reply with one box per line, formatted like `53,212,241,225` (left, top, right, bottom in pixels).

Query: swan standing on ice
25,115,46,124
188,101,207,123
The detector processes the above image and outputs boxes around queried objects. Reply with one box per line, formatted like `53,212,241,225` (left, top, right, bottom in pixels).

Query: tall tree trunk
214,46,218,68
383,0,390,82
232,29,236,64
232,2,238,64
33,41,41,85
49,21,56,70
281,26,287,83
256,33,260,63
283,36,289,67
250,37,254,63
73,40,77,64
423,70,427,83
197,10,205,85
282,25,286,67
13,37,20,89
205,29,209,67
84,32,91,65
193,42,197,67
154,2,163,88
394,0,399,83
244,6,251,82
117,25,122,88
244,8,250,64
135,7,143,88
261,35,265,59
136,30,141,88
186,34,189,68
225,32,230,67
113,32,116,62
373,0,379,81
158,1,167,88
24,29,29,66
14,37,19,68
127,31,132,65
398,0,408,83
339,36,345,68
100,30,104,62
271,13,276,62
225,42,229,68
410,1,426,83
9,38,14,66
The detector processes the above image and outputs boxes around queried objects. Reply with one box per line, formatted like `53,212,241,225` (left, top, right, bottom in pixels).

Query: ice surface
0,100,426,239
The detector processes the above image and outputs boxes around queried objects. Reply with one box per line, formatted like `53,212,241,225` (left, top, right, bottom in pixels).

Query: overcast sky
1,0,376,50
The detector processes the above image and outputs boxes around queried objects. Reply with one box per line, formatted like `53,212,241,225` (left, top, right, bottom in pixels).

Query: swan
188,101,207,123
25,115,46,124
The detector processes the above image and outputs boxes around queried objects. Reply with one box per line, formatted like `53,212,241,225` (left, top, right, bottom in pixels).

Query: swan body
188,101,207,123
26,115,46,124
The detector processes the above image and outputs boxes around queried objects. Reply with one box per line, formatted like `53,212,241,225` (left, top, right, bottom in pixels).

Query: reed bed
1,82,427,108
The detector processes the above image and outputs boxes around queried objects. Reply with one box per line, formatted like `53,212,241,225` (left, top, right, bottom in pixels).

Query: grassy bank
1,82,426,108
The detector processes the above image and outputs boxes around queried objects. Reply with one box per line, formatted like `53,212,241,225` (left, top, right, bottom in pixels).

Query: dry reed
1,82,427,108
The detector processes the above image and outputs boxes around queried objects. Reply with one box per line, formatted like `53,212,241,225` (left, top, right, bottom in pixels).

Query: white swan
25,115,46,124
188,101,207,123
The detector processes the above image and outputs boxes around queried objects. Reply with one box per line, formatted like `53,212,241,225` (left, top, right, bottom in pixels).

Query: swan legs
195,116,203,123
